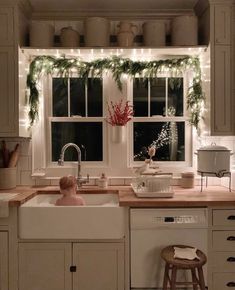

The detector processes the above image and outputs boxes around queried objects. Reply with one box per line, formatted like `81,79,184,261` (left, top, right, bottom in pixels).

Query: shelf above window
21,46,208,60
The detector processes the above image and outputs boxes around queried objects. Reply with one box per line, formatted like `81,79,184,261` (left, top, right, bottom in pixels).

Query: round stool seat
161,245,207,269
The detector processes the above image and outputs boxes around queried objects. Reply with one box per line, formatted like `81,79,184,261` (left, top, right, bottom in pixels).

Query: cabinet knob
227,282,235,287
227,215,235,220
70,266,77,272
227,257,235,262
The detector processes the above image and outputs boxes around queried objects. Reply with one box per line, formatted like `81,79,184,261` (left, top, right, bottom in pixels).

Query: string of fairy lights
26,55,205,131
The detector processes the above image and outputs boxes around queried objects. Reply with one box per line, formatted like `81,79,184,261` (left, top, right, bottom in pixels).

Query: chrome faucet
58,143,89,187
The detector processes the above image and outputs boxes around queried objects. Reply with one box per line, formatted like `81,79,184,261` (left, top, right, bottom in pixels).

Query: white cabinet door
0,231,8,290
0,47,16,136
211,45,232,135
19,243,72,290
73,243,124,290
214,5,231,45
0,7,14,46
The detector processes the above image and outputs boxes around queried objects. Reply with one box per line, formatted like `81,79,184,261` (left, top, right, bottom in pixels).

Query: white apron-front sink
19,193,126,239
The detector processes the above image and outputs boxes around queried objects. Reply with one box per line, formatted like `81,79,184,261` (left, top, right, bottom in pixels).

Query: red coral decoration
107,100,134,126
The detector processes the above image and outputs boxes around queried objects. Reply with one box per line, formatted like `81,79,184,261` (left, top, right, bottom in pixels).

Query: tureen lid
198,143,230,151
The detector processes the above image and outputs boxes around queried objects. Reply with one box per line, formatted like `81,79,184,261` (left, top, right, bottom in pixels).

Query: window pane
51,122,103,162
168,78,183,116
150,78,166,116
70,78,85,117
88,78,103,117
133,122,185,161
52,78,68,117
133,78,148,116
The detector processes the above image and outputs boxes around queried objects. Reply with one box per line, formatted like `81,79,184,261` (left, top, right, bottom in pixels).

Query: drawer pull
227,282,235,287
227,257,235,262
227,236,235,241
227,216,235,220
70,266,77,272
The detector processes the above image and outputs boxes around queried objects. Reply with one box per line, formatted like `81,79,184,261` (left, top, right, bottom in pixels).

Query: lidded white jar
181,172,195,188
171,15,198,46
30,22,54,47
60,27,80,47
143,21,166,47
84,17,110,47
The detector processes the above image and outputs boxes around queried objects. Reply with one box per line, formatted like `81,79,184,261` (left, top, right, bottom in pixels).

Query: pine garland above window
26,55,205,132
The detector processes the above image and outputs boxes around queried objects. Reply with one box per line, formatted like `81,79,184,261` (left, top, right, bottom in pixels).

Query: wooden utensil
8,144,20,168
1,140,10,168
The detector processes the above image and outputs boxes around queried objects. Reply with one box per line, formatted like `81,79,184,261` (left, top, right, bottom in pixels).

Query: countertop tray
131,183,174,198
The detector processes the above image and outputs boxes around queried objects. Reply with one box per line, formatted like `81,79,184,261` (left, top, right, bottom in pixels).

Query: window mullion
85,80,88,117
68,78,71,117
148,79,151,117
166,78,168,116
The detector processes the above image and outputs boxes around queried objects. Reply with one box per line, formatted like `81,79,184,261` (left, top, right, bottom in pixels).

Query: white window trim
127,71,193,168
31,70,194,178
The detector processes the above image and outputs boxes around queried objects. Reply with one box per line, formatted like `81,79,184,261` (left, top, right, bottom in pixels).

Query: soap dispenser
98,173,108,188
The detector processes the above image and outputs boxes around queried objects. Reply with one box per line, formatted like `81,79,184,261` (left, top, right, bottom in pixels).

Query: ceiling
28,0,199,12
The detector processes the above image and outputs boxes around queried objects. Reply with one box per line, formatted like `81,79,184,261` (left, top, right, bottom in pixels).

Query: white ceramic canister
60,26,80,47
30,22,55,47
117,21,137,47
181,172,195,188
0,167,17,189
171,15,198,46
84,17,110,47
143,21,166,47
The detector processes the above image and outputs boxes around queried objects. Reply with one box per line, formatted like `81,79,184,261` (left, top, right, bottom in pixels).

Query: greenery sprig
26,55,205,131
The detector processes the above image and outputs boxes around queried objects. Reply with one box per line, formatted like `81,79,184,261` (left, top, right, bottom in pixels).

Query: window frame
31,69,193,178
45,74,108,168
127,71,193,168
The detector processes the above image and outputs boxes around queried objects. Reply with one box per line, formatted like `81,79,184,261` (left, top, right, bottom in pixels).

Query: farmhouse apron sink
19,193,126,239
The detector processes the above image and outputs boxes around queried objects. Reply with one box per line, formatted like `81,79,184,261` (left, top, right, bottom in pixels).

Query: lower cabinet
19,242,124,290
209,208,235,290
0,231,8,290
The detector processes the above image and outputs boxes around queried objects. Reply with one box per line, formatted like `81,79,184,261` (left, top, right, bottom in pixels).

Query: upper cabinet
210,0,234,135
0,7,14,46
214,5,231,44
0,3,29,137
0,47,16,136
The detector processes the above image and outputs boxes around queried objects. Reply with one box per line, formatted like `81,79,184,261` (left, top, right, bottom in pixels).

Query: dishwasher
130,208,208,289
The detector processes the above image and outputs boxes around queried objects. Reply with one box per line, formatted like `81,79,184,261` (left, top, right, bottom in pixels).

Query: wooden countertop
119,186,235,207
1,185,235,207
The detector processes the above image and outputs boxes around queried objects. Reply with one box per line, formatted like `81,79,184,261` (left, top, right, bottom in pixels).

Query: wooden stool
161,245,207,290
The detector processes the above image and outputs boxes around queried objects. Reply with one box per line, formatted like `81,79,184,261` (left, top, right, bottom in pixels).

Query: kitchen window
130,77,189,164
49,77,104,162
32,71,192,177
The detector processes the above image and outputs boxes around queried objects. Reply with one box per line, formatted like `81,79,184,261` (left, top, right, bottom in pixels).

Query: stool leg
191,268,198,290
163,263,169,290
197,267,206,290
170,266,177,290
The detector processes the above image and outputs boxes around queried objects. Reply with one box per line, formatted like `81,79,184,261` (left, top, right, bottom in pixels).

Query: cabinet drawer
212,231,235,250
213,210,235,226
211,252,235,271
213,273,235,290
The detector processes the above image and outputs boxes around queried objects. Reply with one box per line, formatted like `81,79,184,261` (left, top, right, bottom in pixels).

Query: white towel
0,193,18,218
173,246,200,260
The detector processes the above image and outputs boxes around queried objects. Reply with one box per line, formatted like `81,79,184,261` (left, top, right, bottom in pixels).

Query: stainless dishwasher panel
130,208,208,289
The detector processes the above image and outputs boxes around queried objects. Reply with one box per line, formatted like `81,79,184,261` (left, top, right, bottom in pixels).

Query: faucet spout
58,143,88,187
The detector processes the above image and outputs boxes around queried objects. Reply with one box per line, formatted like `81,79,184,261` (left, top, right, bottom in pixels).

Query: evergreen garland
26,55,205,131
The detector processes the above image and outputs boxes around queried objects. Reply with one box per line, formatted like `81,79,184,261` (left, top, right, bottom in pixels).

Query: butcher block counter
1,185,235,207
118,186,235,207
